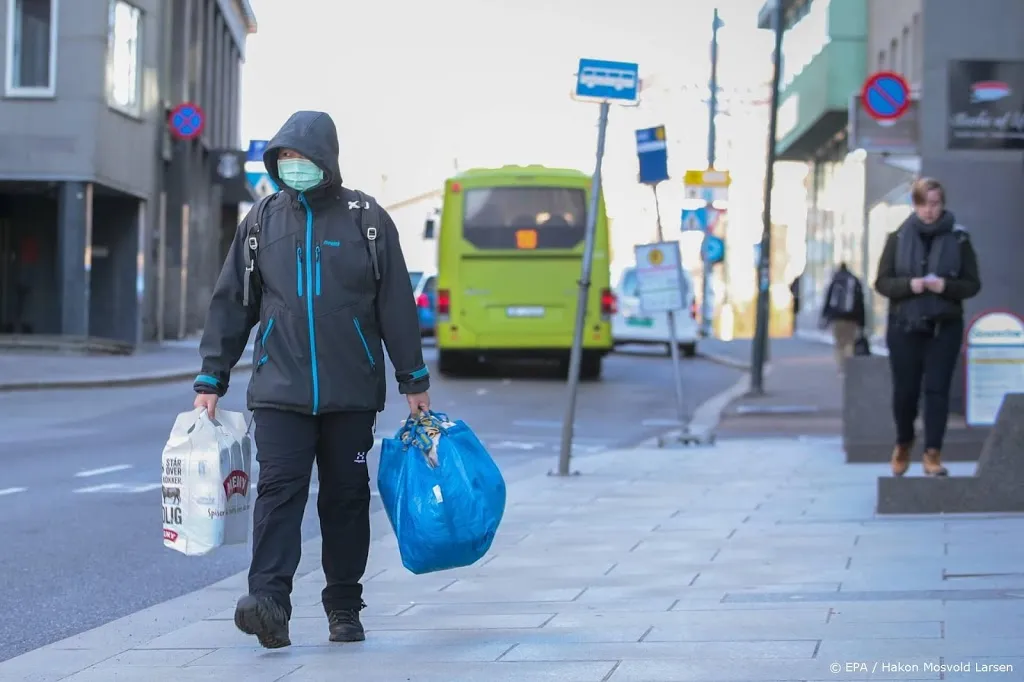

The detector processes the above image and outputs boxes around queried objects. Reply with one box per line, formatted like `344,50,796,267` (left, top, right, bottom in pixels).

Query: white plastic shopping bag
162,408,252,556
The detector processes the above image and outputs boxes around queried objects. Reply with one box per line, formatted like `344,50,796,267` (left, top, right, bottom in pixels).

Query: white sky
240,0,779,272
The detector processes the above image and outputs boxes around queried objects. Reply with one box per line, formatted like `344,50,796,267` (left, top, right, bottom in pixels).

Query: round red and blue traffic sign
861,71,910,122
168,102,205,140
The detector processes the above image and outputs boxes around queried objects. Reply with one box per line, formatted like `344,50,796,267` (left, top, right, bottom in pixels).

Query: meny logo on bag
223,469,250,499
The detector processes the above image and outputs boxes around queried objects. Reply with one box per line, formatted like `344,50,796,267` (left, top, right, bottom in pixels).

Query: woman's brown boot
891,443,912,476
922,449,948,476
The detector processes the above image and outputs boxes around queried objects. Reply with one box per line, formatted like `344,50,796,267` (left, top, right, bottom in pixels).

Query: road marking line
75,464,132,478
512,419,561,428
130,483,163,492
0,487,27,497
73,483,126,493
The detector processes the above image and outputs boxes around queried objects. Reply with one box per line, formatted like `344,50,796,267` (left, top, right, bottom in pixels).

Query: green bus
430,165,615,379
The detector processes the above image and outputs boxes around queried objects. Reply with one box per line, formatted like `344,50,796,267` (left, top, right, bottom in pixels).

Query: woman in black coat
874,177,981,477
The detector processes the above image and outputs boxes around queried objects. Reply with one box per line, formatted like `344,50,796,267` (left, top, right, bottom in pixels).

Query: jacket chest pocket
311,236,375,311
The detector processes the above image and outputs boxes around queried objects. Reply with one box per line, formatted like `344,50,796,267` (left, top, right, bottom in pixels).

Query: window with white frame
5,0,58,96
107,0,142,114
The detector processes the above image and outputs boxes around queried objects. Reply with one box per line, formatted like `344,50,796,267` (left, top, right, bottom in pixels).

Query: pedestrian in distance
192,110,432,648
819,262,866,375
874,177,981,478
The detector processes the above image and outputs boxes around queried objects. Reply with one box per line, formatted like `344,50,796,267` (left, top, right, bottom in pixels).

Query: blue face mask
277,158,324,192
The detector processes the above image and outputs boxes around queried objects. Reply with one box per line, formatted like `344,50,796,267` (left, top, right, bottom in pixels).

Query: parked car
410,271,437,337
611,266,699,356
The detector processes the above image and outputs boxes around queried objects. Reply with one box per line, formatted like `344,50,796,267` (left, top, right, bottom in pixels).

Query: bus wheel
580,353,603,381
438,351,464,377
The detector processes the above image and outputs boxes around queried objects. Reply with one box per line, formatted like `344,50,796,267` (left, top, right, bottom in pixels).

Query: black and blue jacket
194,110,429,413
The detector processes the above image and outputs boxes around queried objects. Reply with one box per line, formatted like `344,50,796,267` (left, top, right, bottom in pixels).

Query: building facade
761,0,1024,408
0,0,255,347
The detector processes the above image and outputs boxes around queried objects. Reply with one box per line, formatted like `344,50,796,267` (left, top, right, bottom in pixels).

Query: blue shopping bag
377,411,506,575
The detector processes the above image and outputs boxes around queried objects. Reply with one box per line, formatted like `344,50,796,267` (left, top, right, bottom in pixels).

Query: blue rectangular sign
635,126,669,185
246,140,269,163
575,58,640,103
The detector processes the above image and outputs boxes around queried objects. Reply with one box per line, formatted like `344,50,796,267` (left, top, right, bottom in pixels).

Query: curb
649,362,774,446
697,350,751,371
0,362,254,393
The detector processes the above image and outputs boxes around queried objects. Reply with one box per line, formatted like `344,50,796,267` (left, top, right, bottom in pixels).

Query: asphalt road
0,345,740,661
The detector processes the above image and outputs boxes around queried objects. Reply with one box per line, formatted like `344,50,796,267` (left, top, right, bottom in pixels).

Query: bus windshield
461,186,586,250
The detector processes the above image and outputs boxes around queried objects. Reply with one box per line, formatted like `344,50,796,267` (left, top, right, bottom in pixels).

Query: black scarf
892,211,963,328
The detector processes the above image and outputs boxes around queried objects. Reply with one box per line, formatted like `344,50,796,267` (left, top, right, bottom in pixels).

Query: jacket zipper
299,194,320,414
295,246,303,297
353,317,375,369
257,317,275,368
315,245,322,296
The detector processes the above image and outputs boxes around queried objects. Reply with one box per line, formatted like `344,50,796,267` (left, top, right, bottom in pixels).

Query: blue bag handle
397,410,452,454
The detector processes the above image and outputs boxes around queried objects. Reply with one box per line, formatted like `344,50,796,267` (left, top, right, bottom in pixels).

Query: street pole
558,100,610,476
750,0,785,395
700,8,722,339
653,184,688,426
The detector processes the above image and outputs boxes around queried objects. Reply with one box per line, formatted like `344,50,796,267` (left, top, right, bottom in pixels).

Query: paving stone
92,649,215,666
544,608,828,629
644,620,941,641
817,637,1024,659
196,641,512,665
502,639,818,662
399,599,679,617
277,660,616,682
61,665,303,682
608,657,938,681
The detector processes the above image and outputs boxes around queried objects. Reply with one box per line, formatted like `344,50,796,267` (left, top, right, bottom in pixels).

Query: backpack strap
351,189,382,284
242,192,277,307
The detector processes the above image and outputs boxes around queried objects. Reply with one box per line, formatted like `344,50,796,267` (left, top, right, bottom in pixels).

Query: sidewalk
710,338,843,439
2,435,1021,681
0,335,254,391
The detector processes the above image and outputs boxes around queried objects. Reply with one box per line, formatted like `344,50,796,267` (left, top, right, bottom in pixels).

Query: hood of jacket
263,111,343,195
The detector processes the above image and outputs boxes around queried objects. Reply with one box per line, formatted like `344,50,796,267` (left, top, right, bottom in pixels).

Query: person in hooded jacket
819,262,866,374
192,111,431,648
874,177,981,478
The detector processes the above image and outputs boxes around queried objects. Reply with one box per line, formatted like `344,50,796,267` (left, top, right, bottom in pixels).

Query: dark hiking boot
922,448,948,477
328,608,366,642
890,443,912,476
234,594,291,649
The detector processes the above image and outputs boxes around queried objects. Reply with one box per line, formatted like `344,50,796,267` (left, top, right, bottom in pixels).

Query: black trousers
886,318,963,450
249,408,375,618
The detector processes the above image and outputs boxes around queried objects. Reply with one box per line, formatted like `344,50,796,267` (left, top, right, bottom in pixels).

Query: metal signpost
750,0,785,394
557,57,640,477
168,102,205,141
964,311,1024,427
684,169,730,337
634,125,688,437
